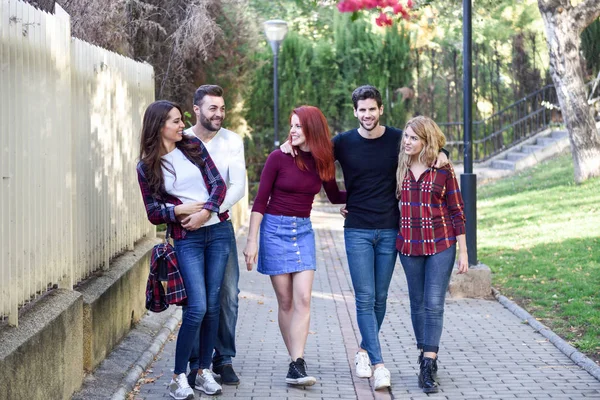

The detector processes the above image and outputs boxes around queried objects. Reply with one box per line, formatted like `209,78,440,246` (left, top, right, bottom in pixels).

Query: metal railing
247,85,561,194
0,0,155,326
439,84,560,163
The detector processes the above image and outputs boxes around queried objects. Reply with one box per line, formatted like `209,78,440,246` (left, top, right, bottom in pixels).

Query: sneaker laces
356,351,370,366
378,367,390,377
201,368,218,385
292,359,308,377
175,373,192,389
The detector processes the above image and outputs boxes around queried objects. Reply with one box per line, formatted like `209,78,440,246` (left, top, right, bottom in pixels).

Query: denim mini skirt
257,213,316,275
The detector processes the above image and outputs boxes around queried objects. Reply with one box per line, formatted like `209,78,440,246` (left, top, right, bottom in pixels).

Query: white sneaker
169,373,194,400
354,351,372,378
195,368,223,395
373,366,391,390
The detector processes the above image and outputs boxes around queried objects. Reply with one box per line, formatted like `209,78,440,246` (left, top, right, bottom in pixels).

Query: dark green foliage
581,18,600,78
242,11,412,195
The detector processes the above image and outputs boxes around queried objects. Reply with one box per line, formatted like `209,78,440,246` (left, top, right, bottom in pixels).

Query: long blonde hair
396,116,447,198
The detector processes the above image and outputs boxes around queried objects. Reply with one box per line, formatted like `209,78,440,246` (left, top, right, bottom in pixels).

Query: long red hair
288,106,335,181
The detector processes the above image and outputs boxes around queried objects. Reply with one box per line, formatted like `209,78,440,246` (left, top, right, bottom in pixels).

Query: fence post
57,3,74,290
542,88,547,127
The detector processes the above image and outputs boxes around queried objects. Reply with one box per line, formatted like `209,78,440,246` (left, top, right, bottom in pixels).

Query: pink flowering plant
336,0,419,27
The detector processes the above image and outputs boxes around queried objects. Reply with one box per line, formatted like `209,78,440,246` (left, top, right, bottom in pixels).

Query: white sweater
185,127,246,226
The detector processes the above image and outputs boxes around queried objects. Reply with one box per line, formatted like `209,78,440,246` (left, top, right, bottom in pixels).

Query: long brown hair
139,100,205,199
288,106,335,181
396,116,447,197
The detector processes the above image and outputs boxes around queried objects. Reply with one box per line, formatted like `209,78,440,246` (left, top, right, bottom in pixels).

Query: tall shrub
242,11,412,195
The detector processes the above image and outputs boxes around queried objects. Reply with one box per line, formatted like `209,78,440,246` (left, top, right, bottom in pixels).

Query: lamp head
264,20,288,48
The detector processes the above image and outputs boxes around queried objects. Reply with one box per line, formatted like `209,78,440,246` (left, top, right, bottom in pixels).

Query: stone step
491,159,516,170
520,144,546,153
551,130,568,139
536,137,558,147
506,152,528,161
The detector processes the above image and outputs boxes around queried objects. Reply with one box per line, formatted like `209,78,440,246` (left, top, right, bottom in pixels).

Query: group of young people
137,84,468,400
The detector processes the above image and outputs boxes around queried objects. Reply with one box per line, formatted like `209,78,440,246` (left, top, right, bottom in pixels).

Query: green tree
537,0,600,182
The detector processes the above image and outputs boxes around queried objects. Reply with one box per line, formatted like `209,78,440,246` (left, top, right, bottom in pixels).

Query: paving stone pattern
132,206,600,400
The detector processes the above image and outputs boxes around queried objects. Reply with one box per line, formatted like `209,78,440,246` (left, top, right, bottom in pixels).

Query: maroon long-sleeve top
252,150,347,217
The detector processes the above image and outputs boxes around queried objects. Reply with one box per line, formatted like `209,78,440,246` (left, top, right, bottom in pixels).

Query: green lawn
478,153,600,363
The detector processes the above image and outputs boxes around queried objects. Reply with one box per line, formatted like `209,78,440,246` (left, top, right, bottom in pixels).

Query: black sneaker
213,364,240,385
286,358,317,386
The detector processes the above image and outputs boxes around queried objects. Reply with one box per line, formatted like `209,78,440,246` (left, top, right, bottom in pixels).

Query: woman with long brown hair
243,105,346,387
137,100,230,399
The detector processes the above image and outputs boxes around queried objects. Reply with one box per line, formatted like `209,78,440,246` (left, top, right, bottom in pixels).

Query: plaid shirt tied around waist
396,164,466,256
146,241,187,312
136,136,228,240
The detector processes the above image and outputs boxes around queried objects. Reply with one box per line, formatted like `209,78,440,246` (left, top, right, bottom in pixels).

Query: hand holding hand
243,240,258,271
181,209,211,231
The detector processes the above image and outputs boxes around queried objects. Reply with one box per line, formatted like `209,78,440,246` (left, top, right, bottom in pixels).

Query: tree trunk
538,0,600,182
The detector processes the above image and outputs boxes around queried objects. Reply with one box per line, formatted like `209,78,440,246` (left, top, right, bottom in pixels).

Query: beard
359,116,380,131
199,114,222,132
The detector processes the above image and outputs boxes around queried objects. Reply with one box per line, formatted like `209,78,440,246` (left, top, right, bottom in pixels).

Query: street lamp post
264,20,288,149
462,0,477,266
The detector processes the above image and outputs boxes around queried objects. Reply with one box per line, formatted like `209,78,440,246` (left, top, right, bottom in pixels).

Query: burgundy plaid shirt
396,164,466,256
137,137,228,240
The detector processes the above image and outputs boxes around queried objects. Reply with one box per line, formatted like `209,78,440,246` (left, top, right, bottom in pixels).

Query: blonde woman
395,116,468,394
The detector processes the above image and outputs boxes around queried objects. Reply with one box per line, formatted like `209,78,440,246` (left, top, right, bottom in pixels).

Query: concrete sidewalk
97,205,599,400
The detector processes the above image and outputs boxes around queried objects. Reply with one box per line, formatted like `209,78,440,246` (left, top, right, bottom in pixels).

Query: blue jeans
344,228,398,365
212,231,240,368
173,221,232,374
399,245,456,354
188,227,240,370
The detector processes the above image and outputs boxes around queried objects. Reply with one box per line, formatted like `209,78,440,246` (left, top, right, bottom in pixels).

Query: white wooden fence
0,0,155,326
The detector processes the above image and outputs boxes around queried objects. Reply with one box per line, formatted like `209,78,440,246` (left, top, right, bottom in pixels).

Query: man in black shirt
335,86,447,390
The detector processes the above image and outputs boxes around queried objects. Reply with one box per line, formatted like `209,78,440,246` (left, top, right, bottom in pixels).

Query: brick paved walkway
131,205,600,400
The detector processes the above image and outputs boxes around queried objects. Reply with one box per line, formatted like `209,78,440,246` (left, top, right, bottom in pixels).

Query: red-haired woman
243,105,346,386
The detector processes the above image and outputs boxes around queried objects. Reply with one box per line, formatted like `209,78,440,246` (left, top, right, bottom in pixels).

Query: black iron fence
439,84,560,163
247,81,600,195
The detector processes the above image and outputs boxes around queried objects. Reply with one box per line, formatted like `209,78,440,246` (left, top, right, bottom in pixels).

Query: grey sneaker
169,373,194,400
195,368,222,395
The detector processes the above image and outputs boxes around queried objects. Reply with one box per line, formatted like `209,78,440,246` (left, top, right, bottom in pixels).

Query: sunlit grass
478,154,600,362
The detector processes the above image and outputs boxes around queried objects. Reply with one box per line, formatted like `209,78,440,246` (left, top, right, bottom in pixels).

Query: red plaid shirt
137,137,228,240
146,241,187,312
396,164,466,256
